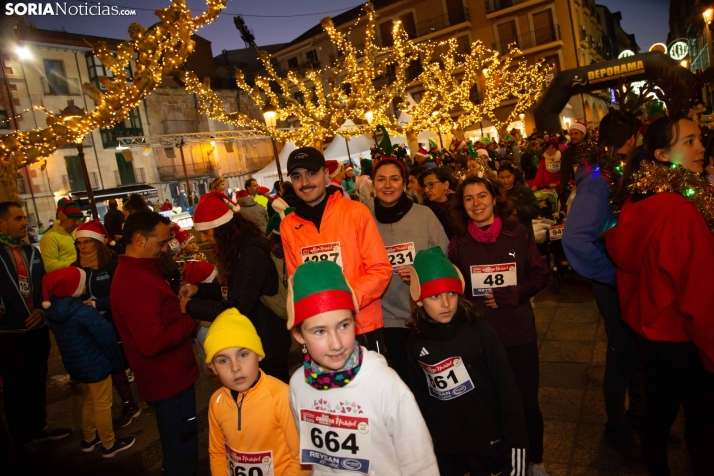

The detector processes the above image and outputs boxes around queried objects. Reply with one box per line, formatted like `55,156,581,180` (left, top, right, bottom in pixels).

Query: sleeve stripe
511,448,526,476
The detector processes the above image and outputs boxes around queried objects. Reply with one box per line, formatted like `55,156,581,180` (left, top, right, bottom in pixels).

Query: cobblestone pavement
0,275,693,476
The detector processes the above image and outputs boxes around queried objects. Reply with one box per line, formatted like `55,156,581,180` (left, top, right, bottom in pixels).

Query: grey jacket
237,196,269,232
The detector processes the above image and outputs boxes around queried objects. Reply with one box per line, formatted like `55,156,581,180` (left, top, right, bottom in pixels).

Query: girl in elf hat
449,176,550,476
72,219,140,429
287,260,438,475
405,246,529,476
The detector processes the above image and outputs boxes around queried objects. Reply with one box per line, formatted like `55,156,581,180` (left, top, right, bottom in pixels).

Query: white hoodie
289,347,439,475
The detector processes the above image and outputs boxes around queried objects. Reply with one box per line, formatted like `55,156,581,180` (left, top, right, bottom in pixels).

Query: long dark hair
123,193,150,214
213,213,268,284
615,114,691,207
450,175,516,236
405,296,481,337
497,160,525,185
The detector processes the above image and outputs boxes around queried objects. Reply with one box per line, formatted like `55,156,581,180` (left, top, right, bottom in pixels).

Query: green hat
266,206,295,236
467,142,477,158
287,261,359,329
377,125,392,156
428,139,438,150
408,247,464,301
360,158,373,175
56,197,83,220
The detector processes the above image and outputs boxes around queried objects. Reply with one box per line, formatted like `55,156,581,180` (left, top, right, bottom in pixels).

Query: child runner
41,267,135,458
405,247,529,476
203,308,308,476
288,261,438,475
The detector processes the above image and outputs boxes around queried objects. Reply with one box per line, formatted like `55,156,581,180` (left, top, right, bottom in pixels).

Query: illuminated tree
0,0,226,202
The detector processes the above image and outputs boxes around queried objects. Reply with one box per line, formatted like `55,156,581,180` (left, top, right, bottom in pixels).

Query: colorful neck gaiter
0,231,23,248
304,343,363,390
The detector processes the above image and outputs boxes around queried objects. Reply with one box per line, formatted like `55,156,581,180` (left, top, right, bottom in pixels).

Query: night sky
24,0,671,61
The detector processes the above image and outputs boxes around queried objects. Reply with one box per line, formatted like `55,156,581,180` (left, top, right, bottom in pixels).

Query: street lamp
262,102,283,183
704,8,714,26
60,100,97,219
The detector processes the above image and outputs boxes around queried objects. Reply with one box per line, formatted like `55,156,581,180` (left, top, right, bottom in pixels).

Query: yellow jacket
39,223,76,272
253,194,269,209
208,371,309,476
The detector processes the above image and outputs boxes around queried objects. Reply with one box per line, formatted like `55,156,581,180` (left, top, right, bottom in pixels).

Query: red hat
236,190,249,198
325,160,344,179
193,191,240,232
42,267,87,309
56,197,83,220
184,261,217,285
344,164,354,170
257,186,270,195
414,147,428,158
569,121,587,135
76,219,115,246
173,228,195,248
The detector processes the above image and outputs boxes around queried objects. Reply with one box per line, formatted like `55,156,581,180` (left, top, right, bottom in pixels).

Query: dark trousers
631,331,714,476
151,385,198,476
253,310,292,384
437,446,505,476
356,327,386,354
383,327,410,383
0,327,50,448
591,282,645,432
505,341,543,464
111,370,135,409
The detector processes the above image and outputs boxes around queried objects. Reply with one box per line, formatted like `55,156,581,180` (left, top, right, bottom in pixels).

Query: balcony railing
485,0,537,15
157,162,214,181
41,77,82,95
162,120,200,135
100,126,144,148
492,25,561,54
411,7,470,38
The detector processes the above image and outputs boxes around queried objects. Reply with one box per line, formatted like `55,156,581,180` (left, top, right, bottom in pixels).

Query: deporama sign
586,60,645,83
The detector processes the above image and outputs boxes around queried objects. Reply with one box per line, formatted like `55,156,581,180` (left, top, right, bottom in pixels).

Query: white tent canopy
252,141,295,187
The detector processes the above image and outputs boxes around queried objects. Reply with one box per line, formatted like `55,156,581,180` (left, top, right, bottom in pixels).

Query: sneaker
35,423,71,442
125,369,135,383
80,434,101,453
604,427,642,462
102,436,136,458
528,463,550,476
113,405,142,429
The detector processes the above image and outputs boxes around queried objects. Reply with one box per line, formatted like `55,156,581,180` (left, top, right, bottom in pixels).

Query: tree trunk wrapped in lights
0,0,226,202
183,2,420,148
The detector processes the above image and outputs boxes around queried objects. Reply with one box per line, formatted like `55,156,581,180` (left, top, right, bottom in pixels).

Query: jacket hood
45,296,83,324
237,196,258,207
604,193,689,274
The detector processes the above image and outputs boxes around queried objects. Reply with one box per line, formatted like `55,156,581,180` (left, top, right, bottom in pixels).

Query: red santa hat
414,147,428,158
476,147,489,159
325,160,345,179
76,219,115,246
450,140,468,153
236,189,249,199
184,261,217,285
193,191,240,232
173,228,195,248
42,267,87,309
569,121,587,135
257,186,270,195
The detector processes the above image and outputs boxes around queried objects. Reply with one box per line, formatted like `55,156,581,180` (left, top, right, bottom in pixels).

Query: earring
301,345,307,354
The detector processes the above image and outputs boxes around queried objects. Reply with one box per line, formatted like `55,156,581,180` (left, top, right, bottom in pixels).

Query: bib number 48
482,274,504,286
311,428,359,455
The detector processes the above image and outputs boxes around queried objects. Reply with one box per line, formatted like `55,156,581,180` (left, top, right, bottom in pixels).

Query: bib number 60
311,428,360,454
228,462,263,476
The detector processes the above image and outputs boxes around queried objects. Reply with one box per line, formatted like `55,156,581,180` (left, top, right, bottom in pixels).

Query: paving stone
543,420,577,464
540,362,590,389
539,388,584,422
539,340,594,364
546,322,598,341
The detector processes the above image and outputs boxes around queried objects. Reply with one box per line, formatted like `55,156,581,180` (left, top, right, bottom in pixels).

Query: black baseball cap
287,147,326,174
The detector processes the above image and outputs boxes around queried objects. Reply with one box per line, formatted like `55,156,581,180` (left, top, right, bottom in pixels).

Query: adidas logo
419,347,429,356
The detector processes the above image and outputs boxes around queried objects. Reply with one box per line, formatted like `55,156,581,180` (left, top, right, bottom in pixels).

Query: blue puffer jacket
45,296,122,383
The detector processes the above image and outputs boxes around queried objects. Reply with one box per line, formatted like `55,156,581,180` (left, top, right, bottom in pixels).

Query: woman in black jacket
179,192,291,382
497,161,541,242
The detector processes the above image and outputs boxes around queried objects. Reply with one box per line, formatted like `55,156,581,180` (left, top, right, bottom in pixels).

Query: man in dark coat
103,199,124,241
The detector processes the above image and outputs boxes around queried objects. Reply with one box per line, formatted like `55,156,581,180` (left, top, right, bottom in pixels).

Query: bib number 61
311,428,360,454
228,462,263,476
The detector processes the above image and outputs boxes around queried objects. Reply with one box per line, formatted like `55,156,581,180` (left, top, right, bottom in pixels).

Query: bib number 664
311,428,360,454
228,463,263,476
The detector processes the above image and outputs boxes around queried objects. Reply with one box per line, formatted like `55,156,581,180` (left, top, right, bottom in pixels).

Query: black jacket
185,234,278,323
407,312,529,460
507,182,540,242
424,194,456,240
0,243,45,331
559,144,578,196
103,208,124,241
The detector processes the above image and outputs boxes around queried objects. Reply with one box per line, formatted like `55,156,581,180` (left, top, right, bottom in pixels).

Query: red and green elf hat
287,260,359,330
56,197,83,220
408,246,465,301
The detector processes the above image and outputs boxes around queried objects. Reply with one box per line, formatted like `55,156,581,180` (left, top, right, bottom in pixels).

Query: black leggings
505,341,544,465
252,309,292,383
383,327,410,383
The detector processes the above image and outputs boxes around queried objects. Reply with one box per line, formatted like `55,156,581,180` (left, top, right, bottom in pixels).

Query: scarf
0,231,23,248
374,192,413,224
295,185,342,232
416,305,465,341
79,247,99,270
304,343,363,390
468,216,502,243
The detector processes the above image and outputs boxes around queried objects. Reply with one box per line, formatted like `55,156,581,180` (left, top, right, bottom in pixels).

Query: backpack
259,251,288,320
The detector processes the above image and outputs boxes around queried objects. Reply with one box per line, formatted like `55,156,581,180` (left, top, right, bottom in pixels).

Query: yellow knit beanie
203,308,265,364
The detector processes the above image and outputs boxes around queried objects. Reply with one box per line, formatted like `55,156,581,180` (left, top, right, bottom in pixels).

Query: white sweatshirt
289,348,439,476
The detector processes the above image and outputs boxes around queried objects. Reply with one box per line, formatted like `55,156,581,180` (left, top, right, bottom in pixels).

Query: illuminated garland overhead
0,0,225,183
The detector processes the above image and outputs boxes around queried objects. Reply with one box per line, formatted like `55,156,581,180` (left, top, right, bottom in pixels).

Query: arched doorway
584,102,592,125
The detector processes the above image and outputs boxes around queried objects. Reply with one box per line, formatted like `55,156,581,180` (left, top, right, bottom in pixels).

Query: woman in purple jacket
448,175,550,476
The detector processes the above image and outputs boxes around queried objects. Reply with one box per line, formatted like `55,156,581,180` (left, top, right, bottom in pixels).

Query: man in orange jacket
280,147,392,353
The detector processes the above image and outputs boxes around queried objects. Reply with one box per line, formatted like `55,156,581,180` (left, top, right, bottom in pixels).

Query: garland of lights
628,161,714,233
0,0,226,198
574,141,624,206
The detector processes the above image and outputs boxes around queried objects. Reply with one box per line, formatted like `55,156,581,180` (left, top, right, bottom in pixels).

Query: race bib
549,224,564,241
224,445,274,476
470,262,517,296
545,161,561,173
168,238,181,253
420,357,474,400
301,242,343,269
18,275,30,297
299,409,371,474
385,242,415,268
